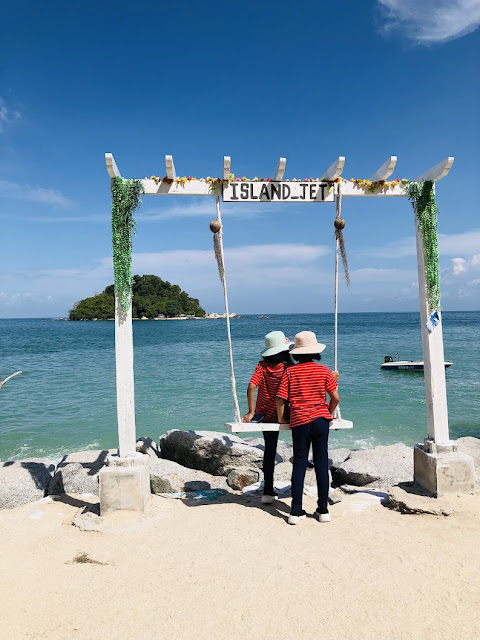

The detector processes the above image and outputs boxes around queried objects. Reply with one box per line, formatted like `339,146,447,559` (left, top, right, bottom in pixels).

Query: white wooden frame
106,153,454,452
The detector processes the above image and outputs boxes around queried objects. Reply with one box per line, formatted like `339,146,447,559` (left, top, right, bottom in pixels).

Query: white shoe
314,510,331,523
261,495,277,504
288,513,307,525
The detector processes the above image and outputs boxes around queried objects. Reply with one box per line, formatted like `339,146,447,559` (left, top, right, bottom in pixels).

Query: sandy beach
1,490,480,640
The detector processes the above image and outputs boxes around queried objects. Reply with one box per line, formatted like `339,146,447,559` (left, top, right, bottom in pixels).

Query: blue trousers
291,417,330,515
263,430,279,495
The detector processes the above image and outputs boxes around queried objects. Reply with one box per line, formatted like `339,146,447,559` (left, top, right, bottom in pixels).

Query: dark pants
263,430,279,495
291,417,330,515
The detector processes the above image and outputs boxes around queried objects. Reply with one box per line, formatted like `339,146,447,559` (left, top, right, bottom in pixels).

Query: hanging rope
333,182,348,421
210,197,241,422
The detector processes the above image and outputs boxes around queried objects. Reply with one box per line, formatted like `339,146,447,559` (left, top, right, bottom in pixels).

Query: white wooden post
114,294,137,457
414,212,450,445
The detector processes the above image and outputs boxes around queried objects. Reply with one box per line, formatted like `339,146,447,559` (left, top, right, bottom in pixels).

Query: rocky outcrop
159,430,263,476
455,437,480,484
227,468,261,490
329,448,353,469
48,449,116,496
333,443,413,488
136,437,161,459
150,458,229,494
243,437,293,463
0,459,54,509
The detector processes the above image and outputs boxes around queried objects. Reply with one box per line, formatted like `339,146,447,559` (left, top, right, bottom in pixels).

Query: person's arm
242,383,256,422
328,389,340,415
332,370,340,381
276,396,288,423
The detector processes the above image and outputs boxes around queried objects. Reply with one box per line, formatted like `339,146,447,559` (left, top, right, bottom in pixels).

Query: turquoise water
1,313,479,461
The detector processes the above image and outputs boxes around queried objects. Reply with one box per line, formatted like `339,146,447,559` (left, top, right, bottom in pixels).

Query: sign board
222,181,334,203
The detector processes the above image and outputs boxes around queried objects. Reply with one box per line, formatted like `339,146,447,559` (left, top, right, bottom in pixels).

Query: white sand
1,490,480,640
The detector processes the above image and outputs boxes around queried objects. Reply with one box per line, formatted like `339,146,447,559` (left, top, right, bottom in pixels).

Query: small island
69,274,206,320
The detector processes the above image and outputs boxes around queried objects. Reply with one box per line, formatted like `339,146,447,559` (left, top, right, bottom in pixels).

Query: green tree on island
69,275,205,320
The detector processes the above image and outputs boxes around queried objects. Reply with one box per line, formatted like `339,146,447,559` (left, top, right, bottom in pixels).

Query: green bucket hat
261,331,292,357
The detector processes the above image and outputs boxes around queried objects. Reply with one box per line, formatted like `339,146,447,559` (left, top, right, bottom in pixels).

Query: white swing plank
225,420,353,433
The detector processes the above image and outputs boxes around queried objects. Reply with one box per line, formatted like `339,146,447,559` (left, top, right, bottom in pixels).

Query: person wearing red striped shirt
242,331,292,504
276,331,339,525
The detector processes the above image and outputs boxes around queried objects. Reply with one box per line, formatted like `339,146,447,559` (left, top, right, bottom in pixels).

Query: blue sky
1,0,479,317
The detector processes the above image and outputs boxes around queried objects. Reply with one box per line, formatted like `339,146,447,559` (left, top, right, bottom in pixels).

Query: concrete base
99,452,151,514
414,443,475,497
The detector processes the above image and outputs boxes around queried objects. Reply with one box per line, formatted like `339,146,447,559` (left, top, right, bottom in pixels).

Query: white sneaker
288,513,307,525
314,510,331,523
261,495,277,504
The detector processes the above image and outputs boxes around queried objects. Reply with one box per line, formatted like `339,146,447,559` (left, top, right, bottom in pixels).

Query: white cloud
0,180,74,208
140,199,279,221
350,267,418,283
0,97,21,132
362,230,480,259
452,257,467,275
377,0,480,44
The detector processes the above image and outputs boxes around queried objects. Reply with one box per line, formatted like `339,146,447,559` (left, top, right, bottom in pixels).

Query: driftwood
0,371,22,389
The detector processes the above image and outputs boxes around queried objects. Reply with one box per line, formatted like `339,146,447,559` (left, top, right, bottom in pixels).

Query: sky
0,0,479,317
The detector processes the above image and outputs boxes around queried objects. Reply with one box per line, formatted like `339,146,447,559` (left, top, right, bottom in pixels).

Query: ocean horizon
1,311,479,462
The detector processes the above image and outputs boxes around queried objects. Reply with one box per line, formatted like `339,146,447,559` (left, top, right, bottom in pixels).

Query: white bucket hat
289,330,326,355
261,331,292,357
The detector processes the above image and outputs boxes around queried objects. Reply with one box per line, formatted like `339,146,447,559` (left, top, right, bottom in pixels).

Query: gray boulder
48,449,116,496
243,437,293,463
136,437,161,459
333,443,413,488
455,437,480,485
159,430,263,476
0,458,54,509
227,468,261,490
329,448,353,469
150,458,229,494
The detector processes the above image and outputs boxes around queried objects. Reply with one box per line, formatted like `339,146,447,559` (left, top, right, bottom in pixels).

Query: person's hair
292,353,322,363
263,350,290,365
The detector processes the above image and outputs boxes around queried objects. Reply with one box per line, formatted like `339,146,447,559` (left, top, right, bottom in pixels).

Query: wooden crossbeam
273,157,286,181
414,157,454,182
321,157,345,181
223,156,231,180
165,155,176,180
370,156,397,181
105,153,120,178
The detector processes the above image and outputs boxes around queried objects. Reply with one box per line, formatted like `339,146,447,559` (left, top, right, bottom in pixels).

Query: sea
0,312,479,462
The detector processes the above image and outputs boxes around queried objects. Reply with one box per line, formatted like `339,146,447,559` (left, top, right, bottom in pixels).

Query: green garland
406,180,441,312
111,176,144,313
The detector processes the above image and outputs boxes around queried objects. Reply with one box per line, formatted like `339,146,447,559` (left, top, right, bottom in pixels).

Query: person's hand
242,412,254,423
332,370,340,381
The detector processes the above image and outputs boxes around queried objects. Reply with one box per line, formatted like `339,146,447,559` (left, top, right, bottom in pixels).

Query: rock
0,458,55,509
159,430,264,476
329,448,353,469
455,437,480,485
388,484,455,516
72,505,105,531
48,449,116,496
136,437,160,459
243,437,293,464
150,458,229,494
333,443,413,488
227,468,261,490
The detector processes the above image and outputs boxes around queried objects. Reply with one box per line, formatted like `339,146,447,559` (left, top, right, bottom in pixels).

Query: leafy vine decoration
111,177,144,313
406,180,441,312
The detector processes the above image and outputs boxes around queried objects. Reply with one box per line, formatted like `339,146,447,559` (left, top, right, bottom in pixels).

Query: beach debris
150,458,229,494
332,443,413,489
226,468,261,490
387,485,455,516
161,488,228,502
0,371,22,389
159,429,264,476
0,459,55,510
70,552,108,565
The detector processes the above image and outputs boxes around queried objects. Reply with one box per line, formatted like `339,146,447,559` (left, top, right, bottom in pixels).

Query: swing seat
225,419,353,433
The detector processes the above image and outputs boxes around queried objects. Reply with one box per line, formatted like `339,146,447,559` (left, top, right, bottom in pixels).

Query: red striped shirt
277,362,338,427
250,361,288,422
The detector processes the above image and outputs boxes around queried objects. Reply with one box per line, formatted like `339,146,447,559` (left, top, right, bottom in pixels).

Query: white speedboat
381,354,452,371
